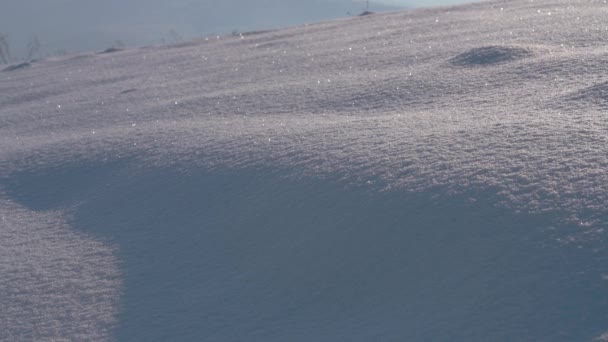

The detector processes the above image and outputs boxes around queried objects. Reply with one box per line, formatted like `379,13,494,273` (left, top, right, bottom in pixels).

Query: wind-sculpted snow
566,81,608,108
1,0,608,340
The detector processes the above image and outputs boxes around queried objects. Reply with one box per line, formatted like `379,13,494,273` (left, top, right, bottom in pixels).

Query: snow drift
1,0,608,340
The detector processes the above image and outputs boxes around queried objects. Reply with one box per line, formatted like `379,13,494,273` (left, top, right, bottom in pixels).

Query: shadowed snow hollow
1,0,608,341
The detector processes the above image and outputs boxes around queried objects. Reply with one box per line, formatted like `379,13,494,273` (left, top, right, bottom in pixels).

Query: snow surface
1,0,608,340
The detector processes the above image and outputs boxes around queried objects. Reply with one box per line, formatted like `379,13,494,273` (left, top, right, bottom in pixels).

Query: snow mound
566,81,608,108
99,47,123,54
449,46,533,67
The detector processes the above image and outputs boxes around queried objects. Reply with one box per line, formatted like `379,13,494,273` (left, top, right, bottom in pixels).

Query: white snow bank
1,0,608,340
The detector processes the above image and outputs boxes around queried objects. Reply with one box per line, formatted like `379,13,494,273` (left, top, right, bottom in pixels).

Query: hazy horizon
0,0,477,61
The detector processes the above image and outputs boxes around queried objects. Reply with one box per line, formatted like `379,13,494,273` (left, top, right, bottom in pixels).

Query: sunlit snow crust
1,0,608,340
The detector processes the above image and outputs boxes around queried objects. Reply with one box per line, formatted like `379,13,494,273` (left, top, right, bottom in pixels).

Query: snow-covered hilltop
1,0,608,340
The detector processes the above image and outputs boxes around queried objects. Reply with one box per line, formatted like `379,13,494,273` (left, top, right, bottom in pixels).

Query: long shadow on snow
3,164,608,341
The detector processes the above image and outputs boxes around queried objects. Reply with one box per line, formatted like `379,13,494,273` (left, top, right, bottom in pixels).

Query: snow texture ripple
1,0,608,340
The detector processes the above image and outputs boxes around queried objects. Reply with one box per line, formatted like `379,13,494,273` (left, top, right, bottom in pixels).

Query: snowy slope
1,0,402,59
1,0,608,340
